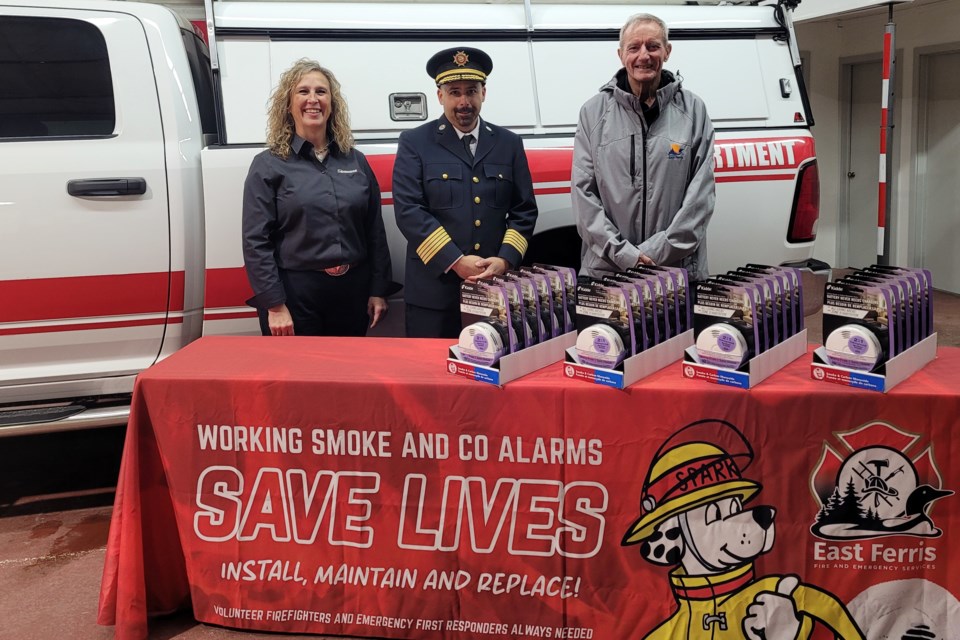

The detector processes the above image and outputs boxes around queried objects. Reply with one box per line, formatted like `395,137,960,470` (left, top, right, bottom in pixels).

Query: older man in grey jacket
573,13,715,282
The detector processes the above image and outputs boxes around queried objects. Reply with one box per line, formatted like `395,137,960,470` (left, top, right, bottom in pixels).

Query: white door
842,60,882,269
916,50,960,294
0,9,169,388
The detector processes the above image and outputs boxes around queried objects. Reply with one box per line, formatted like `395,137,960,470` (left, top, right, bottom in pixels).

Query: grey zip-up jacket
573,69,715,281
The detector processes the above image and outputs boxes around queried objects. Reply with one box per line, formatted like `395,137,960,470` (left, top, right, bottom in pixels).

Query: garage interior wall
795,0,960,275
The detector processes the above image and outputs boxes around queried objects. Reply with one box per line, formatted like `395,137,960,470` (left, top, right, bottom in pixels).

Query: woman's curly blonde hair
265,58,355,158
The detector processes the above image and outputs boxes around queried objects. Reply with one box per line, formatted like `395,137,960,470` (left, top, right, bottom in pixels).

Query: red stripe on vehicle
714,137,814,173
384,188,573,206
371,141,810,191
367,148,574,195
0,316,180,337
525,148,575,183
170,270,186,314
205,267,254,309
203,311,259,322
716,174,795,183
0,272,182,324
365,154,395,194
534,186,573,196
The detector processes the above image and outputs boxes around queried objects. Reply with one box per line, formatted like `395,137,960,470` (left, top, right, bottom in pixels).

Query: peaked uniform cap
427,47,493,86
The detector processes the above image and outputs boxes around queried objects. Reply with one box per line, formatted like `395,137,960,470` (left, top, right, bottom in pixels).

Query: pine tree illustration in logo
810,421,953,540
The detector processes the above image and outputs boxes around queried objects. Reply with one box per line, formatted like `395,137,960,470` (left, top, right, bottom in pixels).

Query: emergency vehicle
0,0,819,434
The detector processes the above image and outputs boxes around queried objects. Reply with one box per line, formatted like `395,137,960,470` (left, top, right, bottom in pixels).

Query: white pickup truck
0,0,822,434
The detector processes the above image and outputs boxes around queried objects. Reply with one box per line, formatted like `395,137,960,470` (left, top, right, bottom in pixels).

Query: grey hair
619,13,670,49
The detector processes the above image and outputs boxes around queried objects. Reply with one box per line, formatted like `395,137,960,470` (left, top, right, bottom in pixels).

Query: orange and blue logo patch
667,143,685,160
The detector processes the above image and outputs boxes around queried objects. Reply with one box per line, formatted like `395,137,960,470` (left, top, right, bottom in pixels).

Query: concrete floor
1,281,957,640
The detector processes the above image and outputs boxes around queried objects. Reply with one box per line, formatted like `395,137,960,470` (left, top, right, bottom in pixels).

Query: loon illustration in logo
810,421,953,540
622,419,864,640
667,143,685,160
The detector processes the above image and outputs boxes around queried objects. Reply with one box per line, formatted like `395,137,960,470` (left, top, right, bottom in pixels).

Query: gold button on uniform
474,243,481,250
474,220,481,227
472,177,479,183
474,196,480,204
442,173,448,180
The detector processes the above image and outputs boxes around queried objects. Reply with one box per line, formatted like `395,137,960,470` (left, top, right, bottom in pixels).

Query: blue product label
715,370,750,389
473,367,500,385
592,369,624,388
848,371,884,391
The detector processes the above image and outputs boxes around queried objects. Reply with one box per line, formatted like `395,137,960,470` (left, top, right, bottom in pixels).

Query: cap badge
453,51,469,67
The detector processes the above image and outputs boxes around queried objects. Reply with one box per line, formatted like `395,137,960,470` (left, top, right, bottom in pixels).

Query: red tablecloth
98,337,960,640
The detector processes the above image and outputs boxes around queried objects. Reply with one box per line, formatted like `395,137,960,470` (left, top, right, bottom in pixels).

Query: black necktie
462,134,475,159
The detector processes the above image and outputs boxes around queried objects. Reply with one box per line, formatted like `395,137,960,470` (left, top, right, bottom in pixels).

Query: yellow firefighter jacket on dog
643,564,864,640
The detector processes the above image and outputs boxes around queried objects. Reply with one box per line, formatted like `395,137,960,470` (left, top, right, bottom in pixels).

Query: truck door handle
67,178,147,197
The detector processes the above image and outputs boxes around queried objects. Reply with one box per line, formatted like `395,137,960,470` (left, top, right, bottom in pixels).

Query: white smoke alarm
458,322,505,367
575,324,626,369
824,324,883,371
695,323,749,369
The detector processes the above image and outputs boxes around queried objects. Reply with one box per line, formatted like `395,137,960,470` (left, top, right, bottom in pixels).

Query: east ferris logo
810,421,953,541
666,143,685,161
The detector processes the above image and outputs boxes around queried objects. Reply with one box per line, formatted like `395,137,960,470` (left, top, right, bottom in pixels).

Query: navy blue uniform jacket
393,116,538,310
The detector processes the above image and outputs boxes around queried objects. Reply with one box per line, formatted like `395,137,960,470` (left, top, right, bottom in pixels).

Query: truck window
180,29,218,137
0,16,115,139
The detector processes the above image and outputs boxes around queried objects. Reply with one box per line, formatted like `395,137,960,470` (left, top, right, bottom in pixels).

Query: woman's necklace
314,144,329,161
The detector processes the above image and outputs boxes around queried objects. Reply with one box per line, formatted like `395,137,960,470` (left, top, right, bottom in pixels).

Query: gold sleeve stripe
420,231,451,261
418,236,449,265
503,229,528,256
417,227,453,264
417,227,449,259
421,238,448,264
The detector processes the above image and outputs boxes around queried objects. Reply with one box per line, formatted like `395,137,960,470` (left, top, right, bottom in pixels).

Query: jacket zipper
630,134,636,188
639,114,648,243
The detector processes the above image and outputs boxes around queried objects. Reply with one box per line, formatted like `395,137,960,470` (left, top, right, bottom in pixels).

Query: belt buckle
324,264,350,276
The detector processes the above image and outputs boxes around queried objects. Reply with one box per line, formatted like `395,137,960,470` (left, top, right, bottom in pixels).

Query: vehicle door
0,6,170,388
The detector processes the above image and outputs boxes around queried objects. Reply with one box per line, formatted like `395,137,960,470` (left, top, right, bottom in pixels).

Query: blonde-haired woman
242,58,392,336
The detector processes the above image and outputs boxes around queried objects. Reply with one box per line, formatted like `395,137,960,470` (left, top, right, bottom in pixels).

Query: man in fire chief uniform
393,47,538,338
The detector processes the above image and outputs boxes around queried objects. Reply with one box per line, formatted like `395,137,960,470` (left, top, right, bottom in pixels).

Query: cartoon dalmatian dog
622,419,864,640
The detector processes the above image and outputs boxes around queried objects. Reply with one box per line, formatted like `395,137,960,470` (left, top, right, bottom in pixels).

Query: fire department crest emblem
810,421,953,540
453,50,469,67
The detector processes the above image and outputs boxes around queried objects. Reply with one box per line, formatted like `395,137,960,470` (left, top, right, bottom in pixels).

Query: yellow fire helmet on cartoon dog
622,419,762,545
